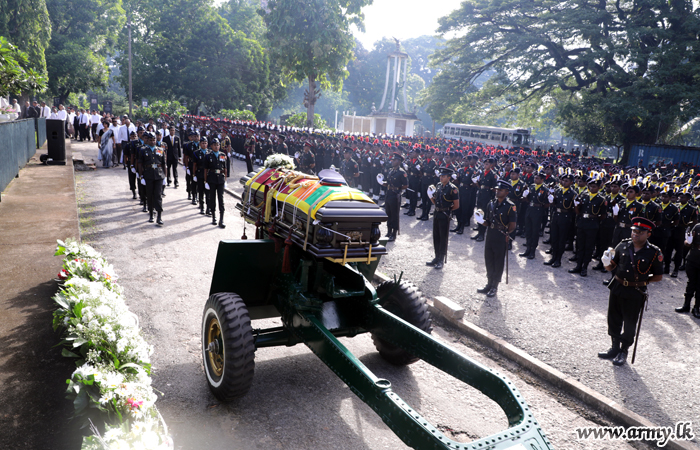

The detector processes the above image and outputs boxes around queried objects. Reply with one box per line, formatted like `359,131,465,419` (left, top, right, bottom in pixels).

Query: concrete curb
372,270,696,450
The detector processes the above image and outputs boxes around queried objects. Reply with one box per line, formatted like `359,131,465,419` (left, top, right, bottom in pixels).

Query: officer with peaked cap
569,178,607,277
203,137,228,228
137,131,166,225
380,152,408,241
600,217,663,366
427,167,460,269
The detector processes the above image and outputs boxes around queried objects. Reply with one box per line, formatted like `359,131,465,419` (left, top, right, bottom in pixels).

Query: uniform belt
480,186,489,189
530,202,544,207
582,213,597,218
150,164,159,169
556,208,573,213
490,224,507,230
614,275,647,287
618,223,628,228
213,169,221,174
388,186,400,191
435,207,450,212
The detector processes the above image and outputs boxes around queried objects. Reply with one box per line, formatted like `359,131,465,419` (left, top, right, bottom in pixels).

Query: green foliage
0,36,48,96
285,112,327,129
261,0,371,126
0,0,51,83
44,0,125,103
220,109,256,121
136,100,187,122
425,0,700,162
115,0,271,118
218,0,266,41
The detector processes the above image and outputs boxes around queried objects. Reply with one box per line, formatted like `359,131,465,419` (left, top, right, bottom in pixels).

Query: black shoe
174,183,179,189
551,260,561,268
692,306,700,318
212,216,217,225
545,248,552,254
598,340,620,359
192,199,197,205
527,253,535,260
519,251,530,257
592,262,604,271
450,227,460,232
156,212,163,226
388,233,396,242
148,212,154,223
671,269,678,278
543,259,554,266
434,261,443,269
476,285,491,294
602,278,612,285
580,268,588,277
568,255,578,262
542,239,551,244
475,235,484,242
679,264,686,271
472,227,480,231
401,203,410,208
426,258,438,267
132,192,137,199
167,180,171,186
486,287,498,297
612,351,628,366
456,229,464,235
568,266,582,274
206,209,211,216
406,211,415,216
675,305,690,313
142,206,147,213
199,208,205,215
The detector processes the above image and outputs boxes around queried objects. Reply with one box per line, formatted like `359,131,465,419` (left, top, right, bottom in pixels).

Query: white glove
416,164,420,171
522,189,529,197
162,179,167,186
295,152,300,159
380,161,384,165
187,168,191,175
131,167,136,173
427,185,436,197
376,173,384,184
140,178,146,186
193,176,197,182
452,173,457,180
474,209,485,224
601,247,614,266
205,182,210,190
367,157,371,162
686,232,693,245
435,169,440,176
612,204,620,216
574,200,580,206
471,176,479,184
549,188,555,193
547,194,554,203
224,182,228,189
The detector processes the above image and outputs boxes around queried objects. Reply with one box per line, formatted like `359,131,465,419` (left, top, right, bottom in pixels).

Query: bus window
523,135,530,146
481,131,490,140
502,134,509,142
461,128,469,137
448,127,455,136
471,129,480,138
513,134,523,145
491,132,501,141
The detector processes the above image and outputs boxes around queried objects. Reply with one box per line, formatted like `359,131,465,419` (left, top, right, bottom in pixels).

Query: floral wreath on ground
54,239,172,450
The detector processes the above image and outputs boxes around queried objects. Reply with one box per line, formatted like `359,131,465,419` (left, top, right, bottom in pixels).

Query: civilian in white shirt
79,109,90,141
56,104,68,137
67,108,76,138
49,107,59,119
91,110,102,142
40,101,51,118
10,99,22,118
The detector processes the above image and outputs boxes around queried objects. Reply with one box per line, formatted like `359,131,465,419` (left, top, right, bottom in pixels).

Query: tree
218,0,266,41
44,0,124,105
285,112,327,129
261,0,372,127
220,108,256,121
0,37,48,97
136,100,187,122
0,0,51,97
425,0,700,163
115,0,272,117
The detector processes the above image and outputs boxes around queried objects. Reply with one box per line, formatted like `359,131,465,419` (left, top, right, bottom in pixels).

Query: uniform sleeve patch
512,205,517,212
453,189,458,194
658,254,663,262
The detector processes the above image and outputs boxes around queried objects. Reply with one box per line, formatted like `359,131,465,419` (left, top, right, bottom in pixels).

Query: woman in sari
99,120,116,168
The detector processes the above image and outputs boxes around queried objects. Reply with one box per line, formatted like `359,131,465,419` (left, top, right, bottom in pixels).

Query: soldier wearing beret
203,138,228,228
137,131,166,225
475,180,517,297
426,168,460,269
244,128,257,173
600,217,663,366
380,152,408,241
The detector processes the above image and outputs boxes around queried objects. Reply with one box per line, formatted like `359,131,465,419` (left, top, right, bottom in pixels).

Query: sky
352,0,464,50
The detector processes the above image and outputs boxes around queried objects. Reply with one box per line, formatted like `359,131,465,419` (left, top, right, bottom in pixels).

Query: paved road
71,140,645,450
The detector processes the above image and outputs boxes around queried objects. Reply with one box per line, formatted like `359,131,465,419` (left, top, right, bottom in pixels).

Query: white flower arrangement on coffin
263,153,296,170
53,239,172,450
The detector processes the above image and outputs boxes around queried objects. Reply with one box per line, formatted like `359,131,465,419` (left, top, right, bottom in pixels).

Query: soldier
340,147,359,187
203,138,228,228
426,168,460,270
404,147,421,216
677,220,700,316
545,174,576,267
657,189,680,275
275,134,288,156
122,131,140,200
593,181,622,271
183,131,199,203
380,152,408,241
244,128,257,173
471,157,497,241
599,217,663,366
299,141,316,174
193,137,209,215
164,125,181,188
675,190,698,275
519,172,551,260
418,149,438,221
137,132,166,225
453,155,479,234
474,180,517,297
569,178,607,277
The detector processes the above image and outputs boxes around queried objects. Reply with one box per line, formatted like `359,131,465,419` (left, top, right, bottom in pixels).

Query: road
73,140,648,450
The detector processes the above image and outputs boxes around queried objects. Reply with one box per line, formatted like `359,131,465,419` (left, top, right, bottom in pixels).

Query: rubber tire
202,292,255,401
371,280,432,365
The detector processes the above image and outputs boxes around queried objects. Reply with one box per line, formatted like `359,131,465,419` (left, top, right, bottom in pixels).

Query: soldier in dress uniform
600,217,663,366
164,125,181,188
656,189,681,275
593,180,622,271
453,155,479,234
203,138,228,228
569,178,607,277
380,152,408,241
404,147,421,217
340,147,359,187
545,174,576,267
193,136,209,215
519,172,551,260
426,168,460,270
137,132,166,225
418,149,438,221
299,141,316,174
123,131,140,200
244,128,257,173
677,219,700,317
183,131,199,203
675,190,698,275
471,157,497,241
275,134,288,156
474,179,517,297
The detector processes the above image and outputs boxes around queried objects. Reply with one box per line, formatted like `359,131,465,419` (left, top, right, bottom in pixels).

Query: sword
630,297,647,364
505,233,509,285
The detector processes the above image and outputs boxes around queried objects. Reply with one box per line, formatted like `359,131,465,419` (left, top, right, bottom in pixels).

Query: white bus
441,123,531,147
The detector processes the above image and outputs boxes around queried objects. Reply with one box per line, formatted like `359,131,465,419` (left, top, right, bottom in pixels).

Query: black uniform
607,239,663,352
682,223,700,315
138,145,166,214
658,202,680,271
244,135,257,173
612,199,644,248
419,158,438,219
549,186,576,264
164,134,181,186
204,150,228,223
573,192,607,272
431,181,459,263
523,183,550,256
455,165,479,232
384,165,408,238
340,157,359,188
299,150,316,175
474,168,497,238
183,140,199,200
193,146,207,212
122,139,140,197
405,158,421,215
484,197,517,290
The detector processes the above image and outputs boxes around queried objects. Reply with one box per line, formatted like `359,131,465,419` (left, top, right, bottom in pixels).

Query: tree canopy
424,0,700,161
0,36,48,97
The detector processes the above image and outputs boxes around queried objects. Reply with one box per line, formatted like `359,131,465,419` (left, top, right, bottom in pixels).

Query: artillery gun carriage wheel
202,293,255,400
372,280,432,365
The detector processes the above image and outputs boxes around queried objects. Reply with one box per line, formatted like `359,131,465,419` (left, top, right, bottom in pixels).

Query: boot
426,257,438,267
206,207,211,216
671,267,679,278
543,258,555,265
406,210,415,216
568,265,582,274
592,261,605,271
675,296,692,313
385,229,393,237
476,284,491,294
132,190,137,199
568,255,579,262
434,261,444,269
219,212,226,228
486,286,498,297
612,348,628,366
598,338,620,359
551,259,561,268
519,250,531,257
456,227,464,235
148,211,154,223
192,198,197,205
212,213,217,225
142,204,147,213
156,212,163,226
450,226,460,232
580,264,588,277
388,231,396,242
472,234,484,242
692,305,700,318
199,206,205,215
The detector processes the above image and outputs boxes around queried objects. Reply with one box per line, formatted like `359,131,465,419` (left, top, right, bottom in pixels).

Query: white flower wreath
264,153,296,170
